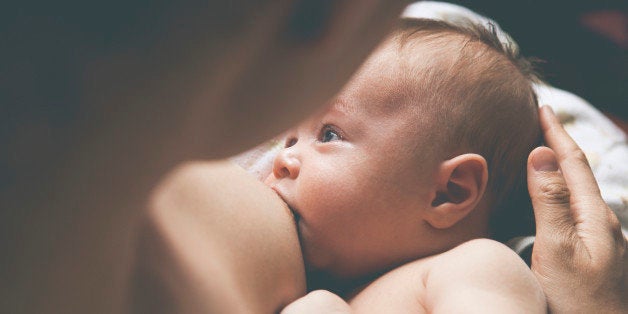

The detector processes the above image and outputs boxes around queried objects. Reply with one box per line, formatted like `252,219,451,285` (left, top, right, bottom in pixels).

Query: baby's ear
425,154,488,229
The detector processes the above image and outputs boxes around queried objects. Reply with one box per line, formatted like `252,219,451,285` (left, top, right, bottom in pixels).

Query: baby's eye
285,137,298,148
319,125,341,142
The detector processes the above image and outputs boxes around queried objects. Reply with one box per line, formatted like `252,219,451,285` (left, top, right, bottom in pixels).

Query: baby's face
265,51,439,279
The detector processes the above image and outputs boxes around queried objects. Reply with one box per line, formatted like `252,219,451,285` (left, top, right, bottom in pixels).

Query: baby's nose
272,148,301,180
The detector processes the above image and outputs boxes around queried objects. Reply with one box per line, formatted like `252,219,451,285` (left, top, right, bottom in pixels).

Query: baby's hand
281,290,352,314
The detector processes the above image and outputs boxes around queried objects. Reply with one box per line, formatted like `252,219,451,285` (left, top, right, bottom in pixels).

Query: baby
265,18,546,312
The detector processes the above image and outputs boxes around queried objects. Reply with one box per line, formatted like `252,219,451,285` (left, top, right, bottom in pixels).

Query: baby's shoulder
348,253,433,313
349,239,543,313
425,238,533,288
349,239,545,313
423,239,546,312
430,238,524,268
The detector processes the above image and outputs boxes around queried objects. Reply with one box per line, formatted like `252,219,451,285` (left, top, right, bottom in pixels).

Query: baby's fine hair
391,18,543,242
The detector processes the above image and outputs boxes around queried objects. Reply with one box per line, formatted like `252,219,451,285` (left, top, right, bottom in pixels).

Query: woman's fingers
532,106,626,267
538,106,622,246
528,133,628,313
527,147,576,243
538,106,602,204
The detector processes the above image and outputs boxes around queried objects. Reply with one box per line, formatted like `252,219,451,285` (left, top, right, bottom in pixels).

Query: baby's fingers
281,290,352,314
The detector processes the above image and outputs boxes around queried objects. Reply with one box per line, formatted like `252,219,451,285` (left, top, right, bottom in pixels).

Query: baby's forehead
327,89,412,121
316,35,458,125
322,93,431,135
362,33,476,108
339,54,417,114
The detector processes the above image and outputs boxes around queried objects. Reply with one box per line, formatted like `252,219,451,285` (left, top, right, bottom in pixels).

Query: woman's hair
391,18,543,241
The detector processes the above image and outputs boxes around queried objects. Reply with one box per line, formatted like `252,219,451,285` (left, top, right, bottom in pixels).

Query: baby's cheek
299,160,371,221
300,176,343,215
262,173,274,186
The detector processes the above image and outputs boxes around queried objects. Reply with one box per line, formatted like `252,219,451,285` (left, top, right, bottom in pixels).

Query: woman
2,1,625,312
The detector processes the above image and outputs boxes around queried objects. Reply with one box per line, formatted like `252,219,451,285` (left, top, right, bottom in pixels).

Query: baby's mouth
289,205,301,223
283,201,301,225
270,188,305,253
270,187,301,224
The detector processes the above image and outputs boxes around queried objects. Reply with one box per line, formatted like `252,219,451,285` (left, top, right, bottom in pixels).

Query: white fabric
231,138,282,182
402,1,516,48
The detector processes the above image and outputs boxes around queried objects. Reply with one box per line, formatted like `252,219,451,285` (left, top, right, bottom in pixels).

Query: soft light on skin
264,42,442,281
264,40,492,283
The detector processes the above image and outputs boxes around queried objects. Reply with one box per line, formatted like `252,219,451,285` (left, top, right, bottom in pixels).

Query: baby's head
265,18,541,281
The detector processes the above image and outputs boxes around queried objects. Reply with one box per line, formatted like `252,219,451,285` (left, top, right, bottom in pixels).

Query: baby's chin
298,229,332,273
300,239,361,280
303,249,381,294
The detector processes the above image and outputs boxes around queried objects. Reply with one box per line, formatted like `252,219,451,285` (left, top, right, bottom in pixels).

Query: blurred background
450,0,627,129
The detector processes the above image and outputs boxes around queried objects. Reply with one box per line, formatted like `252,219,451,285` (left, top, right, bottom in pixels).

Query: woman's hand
527,106,627,313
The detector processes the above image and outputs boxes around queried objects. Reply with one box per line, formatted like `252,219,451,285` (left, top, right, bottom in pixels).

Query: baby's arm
424,239,546,313
282,290,353,314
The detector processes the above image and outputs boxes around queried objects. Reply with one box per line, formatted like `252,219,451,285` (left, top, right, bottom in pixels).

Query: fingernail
533,149,559,172
544,105,554,115
542,105,557,119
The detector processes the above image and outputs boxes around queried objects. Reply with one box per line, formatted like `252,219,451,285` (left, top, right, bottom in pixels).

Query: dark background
450,0,627,124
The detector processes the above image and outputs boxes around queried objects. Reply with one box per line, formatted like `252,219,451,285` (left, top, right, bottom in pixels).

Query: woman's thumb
527,147,574,237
